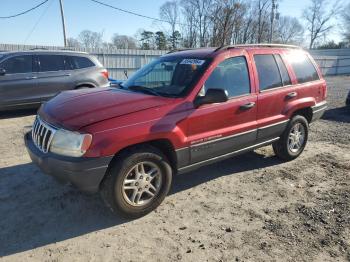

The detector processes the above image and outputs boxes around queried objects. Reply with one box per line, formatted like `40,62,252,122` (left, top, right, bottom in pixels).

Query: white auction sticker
180,59,205,65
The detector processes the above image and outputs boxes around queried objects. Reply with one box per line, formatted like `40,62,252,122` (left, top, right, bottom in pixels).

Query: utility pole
59,0,67,47
269,0,276,43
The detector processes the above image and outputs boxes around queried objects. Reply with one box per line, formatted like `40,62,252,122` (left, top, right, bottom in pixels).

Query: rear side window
254,54,282,91
204,56,250,98
1,55,32,74
287,52,319,83
275,55,291,86
66,56,95,70
38,55,65,72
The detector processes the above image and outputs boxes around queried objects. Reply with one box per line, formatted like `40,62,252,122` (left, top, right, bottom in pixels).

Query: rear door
35,54,71,101
186,53,258,164
250,50,296,142
0,54,39,108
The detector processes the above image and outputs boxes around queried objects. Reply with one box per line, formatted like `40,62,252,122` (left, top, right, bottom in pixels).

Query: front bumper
24,132,113,193
311,101,328,122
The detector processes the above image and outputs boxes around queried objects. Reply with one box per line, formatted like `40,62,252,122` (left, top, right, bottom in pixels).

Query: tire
100,145,172,218
76,85,92,90
273,115,309,161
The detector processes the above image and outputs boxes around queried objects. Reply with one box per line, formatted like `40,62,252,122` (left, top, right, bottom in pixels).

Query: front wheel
273,115,309,161
100,145,172,218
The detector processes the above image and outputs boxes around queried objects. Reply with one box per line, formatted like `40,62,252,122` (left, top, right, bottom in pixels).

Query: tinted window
204,56,250,98
254,54,282,91
38,55,65,72
1,55,32,74
287,52,319,83
275,55,291,86
67,56,95,69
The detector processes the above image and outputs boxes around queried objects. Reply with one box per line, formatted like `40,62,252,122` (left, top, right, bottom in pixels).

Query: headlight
50,129,92,157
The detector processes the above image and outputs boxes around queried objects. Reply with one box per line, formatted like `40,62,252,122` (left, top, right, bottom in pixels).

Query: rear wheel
100,145,172,218
273,115,309,161
76,85,92,90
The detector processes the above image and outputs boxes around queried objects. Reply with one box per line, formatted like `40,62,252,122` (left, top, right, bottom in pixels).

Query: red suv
25,44,327,218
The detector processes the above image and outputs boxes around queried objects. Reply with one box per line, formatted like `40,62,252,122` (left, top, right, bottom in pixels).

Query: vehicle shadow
0,108,37,119
170,150,282,195
0,150,281,257
322,106,350,123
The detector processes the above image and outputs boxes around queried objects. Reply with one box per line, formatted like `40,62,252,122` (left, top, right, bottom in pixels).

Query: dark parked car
25,44,327,218
347,90,350,106
0,50,109,111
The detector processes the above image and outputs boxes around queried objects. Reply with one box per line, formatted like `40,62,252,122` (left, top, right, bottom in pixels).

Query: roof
0,49,89,56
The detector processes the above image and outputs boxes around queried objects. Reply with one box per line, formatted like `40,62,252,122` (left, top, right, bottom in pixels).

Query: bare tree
78,30,103,49
275,16,304,44
181,0,198,47
210,0,246,46
342,3,350,44
67,37,81,48
111,34,137,49
303,0,339,49
159,1,179,48
255,0,271,43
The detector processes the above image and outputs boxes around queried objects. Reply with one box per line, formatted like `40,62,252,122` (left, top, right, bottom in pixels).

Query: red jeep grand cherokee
25,44,327,217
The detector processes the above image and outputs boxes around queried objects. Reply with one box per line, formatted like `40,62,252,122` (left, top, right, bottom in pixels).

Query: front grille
31,116,57,153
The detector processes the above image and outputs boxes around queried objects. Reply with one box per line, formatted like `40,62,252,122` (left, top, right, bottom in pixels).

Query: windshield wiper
127,85,161,96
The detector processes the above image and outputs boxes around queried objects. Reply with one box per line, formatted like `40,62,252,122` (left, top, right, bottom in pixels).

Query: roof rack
215,43,301,52
29,47,48,50
60,48,75,51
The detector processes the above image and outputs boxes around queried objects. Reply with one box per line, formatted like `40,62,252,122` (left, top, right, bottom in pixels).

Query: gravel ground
0,76,349,262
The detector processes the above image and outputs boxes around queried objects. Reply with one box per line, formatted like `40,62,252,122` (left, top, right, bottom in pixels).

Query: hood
39,88,173,130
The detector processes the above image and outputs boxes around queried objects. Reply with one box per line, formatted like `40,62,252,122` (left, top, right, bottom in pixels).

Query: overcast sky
0,0,344,46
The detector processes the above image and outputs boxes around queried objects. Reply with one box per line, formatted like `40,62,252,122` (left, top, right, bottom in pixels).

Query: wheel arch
108,138,177,171
291,107,313,123
75,82,96,89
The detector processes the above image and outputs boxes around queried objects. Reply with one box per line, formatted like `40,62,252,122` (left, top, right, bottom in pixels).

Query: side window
204,56,250,98
254,54,282,91
274,55,291,86
1,55,32,74
38,55,65,72
64,56,75,70
287,52,319,83
72,56,95,69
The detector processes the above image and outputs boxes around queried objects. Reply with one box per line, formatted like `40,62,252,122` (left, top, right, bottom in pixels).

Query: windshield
121,57,208,97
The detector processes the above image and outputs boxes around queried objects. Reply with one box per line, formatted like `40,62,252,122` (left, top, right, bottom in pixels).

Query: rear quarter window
286,52,319,83
71,56,95,69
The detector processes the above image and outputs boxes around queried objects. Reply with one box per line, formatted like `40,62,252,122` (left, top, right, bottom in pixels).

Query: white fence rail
1,44,349,78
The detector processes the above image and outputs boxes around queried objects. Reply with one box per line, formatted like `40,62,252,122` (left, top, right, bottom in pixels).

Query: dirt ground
0,76,349,262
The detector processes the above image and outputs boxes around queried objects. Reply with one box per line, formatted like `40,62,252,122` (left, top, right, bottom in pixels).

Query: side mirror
0,68,6,76
194,88,228,107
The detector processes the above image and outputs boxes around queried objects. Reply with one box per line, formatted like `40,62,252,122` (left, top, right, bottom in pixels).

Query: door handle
25,76,37,80
239,102,256,110
286,92,297,99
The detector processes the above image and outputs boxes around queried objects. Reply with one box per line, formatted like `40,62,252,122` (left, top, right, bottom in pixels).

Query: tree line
67,0,350,50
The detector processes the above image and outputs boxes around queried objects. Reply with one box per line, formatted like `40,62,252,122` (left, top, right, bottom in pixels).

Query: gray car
0,50,109,111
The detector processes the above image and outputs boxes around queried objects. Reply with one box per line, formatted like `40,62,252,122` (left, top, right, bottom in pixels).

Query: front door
186,55,258,164
0,55,39,108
